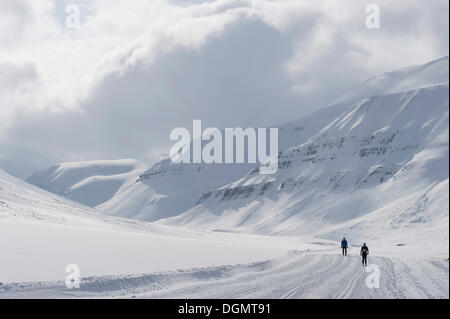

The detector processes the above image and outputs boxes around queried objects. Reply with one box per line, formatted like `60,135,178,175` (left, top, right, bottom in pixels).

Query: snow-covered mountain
332,56,449,105
156,58,449,248
24,57,449,250
100,57,449,243
1,168,113,226
27,159,145,207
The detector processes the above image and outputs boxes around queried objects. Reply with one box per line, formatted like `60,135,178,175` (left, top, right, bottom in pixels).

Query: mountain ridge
26,58,449,246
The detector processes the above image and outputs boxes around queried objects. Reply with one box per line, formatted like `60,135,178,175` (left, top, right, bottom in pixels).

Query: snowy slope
27,159,145,207
0,168,298,282
98,103,351,221
1,58,449,299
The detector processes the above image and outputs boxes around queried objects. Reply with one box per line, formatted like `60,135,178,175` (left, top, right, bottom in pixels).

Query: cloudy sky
0,0,448,178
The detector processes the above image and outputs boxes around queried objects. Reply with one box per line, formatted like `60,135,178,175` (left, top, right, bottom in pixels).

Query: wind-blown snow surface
332,56,449,106
93,58,449,257
27,159,145,207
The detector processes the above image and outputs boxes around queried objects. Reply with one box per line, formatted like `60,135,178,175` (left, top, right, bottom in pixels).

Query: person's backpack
361,247,369,255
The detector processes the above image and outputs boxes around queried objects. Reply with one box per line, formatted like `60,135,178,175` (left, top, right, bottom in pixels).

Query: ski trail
334,265,365,299
0,253,447,299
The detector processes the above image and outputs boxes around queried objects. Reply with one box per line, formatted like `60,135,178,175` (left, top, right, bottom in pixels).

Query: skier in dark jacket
360,243,369,266
341,237,348,256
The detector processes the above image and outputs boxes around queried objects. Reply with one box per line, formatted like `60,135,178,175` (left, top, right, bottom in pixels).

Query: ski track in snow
1,252,447,299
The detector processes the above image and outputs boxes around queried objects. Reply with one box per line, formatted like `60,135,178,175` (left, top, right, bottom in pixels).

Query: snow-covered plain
3,159,447,299
2,58,449,299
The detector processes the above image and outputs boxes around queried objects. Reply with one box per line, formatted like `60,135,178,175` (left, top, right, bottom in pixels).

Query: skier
341,237,348,256
360,243,369,266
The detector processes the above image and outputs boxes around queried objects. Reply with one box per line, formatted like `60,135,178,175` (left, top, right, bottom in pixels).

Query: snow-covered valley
2,58,449,299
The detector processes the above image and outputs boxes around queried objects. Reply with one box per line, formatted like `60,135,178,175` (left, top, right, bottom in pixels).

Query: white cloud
0,0,448,177
0,0,256,132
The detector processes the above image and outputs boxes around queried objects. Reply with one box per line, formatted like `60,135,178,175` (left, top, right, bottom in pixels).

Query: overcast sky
0,0,448,178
